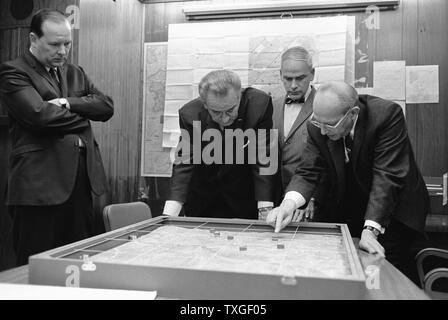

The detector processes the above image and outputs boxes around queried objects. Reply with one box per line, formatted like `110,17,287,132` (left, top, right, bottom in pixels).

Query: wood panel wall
78,0,144,205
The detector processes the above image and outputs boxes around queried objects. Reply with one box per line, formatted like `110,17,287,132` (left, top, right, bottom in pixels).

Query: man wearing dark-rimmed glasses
267,81,429,280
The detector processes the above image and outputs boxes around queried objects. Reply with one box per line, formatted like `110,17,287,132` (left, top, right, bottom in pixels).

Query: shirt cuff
162,200,183,216
257,201,274,209
284,191,306,210
364,220,385,234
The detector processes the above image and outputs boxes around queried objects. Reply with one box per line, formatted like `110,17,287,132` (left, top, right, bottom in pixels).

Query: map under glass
91,225,352,278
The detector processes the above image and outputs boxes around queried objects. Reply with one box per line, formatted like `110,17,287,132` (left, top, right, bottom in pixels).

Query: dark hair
198,70,241,102
30,9,67,38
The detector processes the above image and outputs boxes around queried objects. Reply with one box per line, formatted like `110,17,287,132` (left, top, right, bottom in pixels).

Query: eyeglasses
206,105,239,118
309,107,354,131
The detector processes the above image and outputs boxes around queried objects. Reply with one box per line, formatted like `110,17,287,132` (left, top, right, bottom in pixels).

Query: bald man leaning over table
267,81,429,281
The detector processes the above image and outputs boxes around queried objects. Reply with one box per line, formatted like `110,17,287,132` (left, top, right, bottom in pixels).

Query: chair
415,247,448,299
103,202,152,231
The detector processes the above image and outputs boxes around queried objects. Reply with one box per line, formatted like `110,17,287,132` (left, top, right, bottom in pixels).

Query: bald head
313,81,358,120
311,81,359,140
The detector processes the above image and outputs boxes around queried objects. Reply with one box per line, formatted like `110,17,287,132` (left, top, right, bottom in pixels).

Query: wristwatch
363,225,381,237
59,98,68,109
258,207,272,220
258,207,273,213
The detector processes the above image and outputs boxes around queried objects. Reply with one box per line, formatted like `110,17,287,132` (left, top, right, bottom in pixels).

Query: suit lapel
352,103,366,169
284,87,315,142
275,96,286,148
24,51,61,96
227,93,246,131
58,66,68,97
222,90,248,177
326,138,345,198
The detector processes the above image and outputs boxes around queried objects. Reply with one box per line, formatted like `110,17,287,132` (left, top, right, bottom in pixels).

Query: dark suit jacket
0,51,113,206
272,87,328,206
169,87,274,219
273,88,315,191
287,95,429,233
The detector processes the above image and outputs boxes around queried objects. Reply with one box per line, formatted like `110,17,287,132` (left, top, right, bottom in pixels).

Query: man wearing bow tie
267,81,429,276
163,70,274,219
272,46,326,221
0,9,113,266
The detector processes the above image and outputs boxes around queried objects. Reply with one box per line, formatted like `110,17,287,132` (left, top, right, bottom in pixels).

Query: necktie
285,96,305,104
49,68,59,84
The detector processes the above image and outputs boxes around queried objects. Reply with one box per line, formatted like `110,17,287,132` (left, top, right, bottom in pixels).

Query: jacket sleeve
66,67,114,122
0,63,89,134
286,124,327,207
168,110,196,203
364,104,410,227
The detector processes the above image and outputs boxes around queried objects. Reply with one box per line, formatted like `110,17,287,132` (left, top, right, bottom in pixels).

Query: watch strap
363,225,381,237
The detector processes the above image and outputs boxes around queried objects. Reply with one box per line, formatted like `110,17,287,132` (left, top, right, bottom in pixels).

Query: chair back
103,202,152,231
415,247,448,299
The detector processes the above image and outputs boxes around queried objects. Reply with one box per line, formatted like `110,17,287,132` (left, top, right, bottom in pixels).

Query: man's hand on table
266,199,296,233
292,198,315,222
359,229,385,257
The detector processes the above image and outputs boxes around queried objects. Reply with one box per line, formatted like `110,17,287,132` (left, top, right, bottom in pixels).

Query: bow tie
285,96,305,104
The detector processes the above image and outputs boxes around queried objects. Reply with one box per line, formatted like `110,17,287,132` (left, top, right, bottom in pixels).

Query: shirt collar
285,84,312,106
349,113,359,139
29,48,52,72
304,85,312,102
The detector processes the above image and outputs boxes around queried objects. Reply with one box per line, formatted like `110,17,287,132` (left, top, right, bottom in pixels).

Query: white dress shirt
283,86,312,138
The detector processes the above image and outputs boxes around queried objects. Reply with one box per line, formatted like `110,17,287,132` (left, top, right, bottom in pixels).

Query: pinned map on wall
141,42,173,177
362,62,439,118
406,65,439,104
162,16,356,148
373,61,406,101
356,87,373,95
